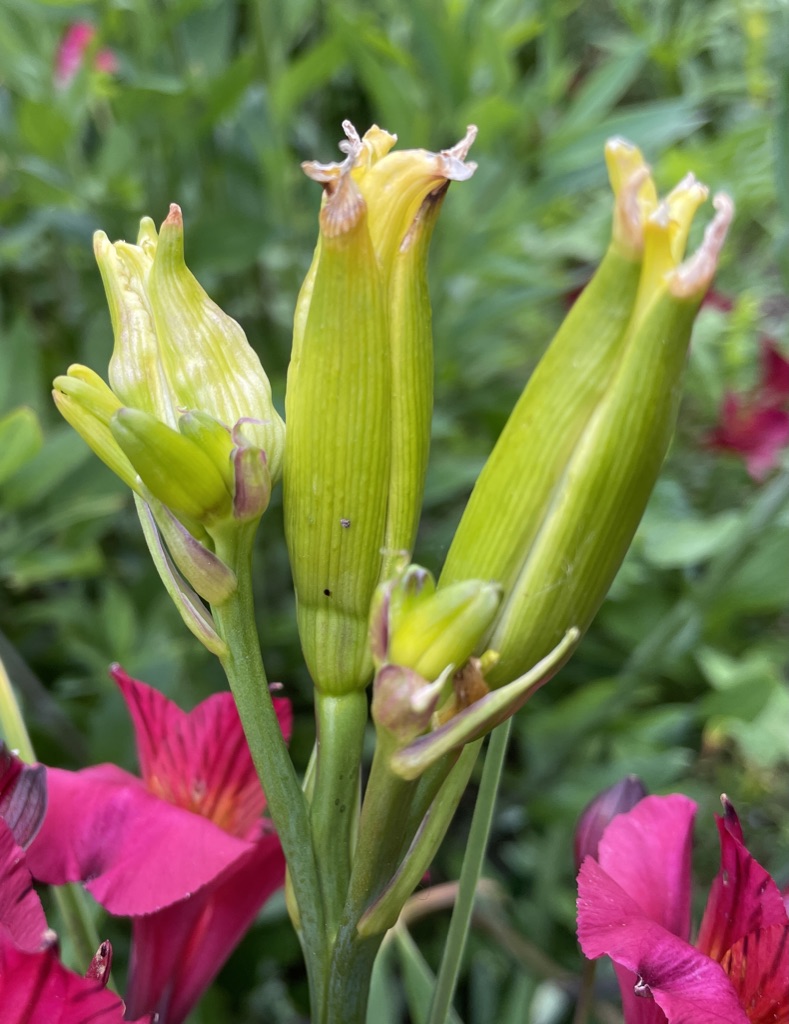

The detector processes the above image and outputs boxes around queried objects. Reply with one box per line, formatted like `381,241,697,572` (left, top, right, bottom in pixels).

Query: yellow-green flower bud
441,145,732,687
110,407,233,525
94,205,285,481
285,124,477,695
52,365,139,492
370,562,501,683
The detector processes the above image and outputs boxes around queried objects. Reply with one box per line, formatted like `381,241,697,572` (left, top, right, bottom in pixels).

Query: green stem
211,529,326,1008
311,690,368,934
427,719,512,1024
322,733,420,1024
344,734,419,922
0,653,105,978
358,743,481,938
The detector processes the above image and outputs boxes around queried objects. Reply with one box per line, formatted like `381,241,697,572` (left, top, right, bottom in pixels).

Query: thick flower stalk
52,206,285,651
285,123,477,696
440,142,734,686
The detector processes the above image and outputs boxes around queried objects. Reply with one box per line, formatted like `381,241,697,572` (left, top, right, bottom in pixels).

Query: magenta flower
27,667,292,1024
1,745,145,1023
577,794,789,1024
707,338,789,480
55,22,118,87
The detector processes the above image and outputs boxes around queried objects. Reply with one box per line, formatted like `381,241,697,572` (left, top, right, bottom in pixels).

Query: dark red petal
696,810,787,962
0,743,47,849
759,339,789,405
111,666,292,839
720,923,789,1024
124,834,285,1024
0,820,48,952
578,857,750,1024
26,765,254,916
596,794,696,940
0,932,142,1024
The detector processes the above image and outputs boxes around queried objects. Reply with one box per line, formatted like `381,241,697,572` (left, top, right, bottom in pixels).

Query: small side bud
371,664,447,744
371,563,501,683
111,408,232,524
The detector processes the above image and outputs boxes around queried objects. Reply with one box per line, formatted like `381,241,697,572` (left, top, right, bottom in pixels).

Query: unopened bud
574,776,647,870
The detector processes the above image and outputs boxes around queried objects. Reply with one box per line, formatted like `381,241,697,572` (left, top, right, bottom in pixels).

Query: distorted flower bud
53,207,285,646
440,141,733,687
285,124,477,695
96,206,285,479
370,561,501,683
574,775,648,870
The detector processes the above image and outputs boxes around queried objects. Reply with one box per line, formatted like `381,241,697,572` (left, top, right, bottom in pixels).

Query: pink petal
55,22,95,86
578,857,749,1024
0,821,49,953
26,765,254,916
112,666,292,840
741,409,789,479
696,802,788,963
574,776,647,870
0,742,47,848
0,932,142,1024
596,795,696,940
721,923,789,1024
124,833,285,1024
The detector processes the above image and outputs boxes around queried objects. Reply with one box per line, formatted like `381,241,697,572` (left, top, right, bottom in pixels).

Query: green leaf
0,407,43,485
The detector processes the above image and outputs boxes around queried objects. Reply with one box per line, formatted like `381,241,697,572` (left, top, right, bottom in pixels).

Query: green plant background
1,0,787,1021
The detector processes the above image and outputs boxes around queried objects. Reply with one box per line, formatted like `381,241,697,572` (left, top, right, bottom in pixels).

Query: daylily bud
574,776,647,870
371,562,501,683
110,407,232,525
285,124,477,695
52,365,139,492
95,206,285,481
441,142,733,687
55,208,286,640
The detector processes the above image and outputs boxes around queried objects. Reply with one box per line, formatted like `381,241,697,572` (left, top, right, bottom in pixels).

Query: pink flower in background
55,22,118,87
708,338,789,480
577,794,789,1024
28,667,292,1024
0,744,146,1023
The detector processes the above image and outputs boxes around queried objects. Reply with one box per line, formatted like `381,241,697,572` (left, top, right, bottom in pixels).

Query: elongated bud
111,408,233,524
441,142,733,687
286,124,477,695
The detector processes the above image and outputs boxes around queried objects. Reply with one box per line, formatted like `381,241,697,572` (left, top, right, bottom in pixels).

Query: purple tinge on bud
372,664,445,744
574,775,647,870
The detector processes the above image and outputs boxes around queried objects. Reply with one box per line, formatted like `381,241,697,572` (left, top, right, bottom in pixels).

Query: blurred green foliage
1,0,787,1021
